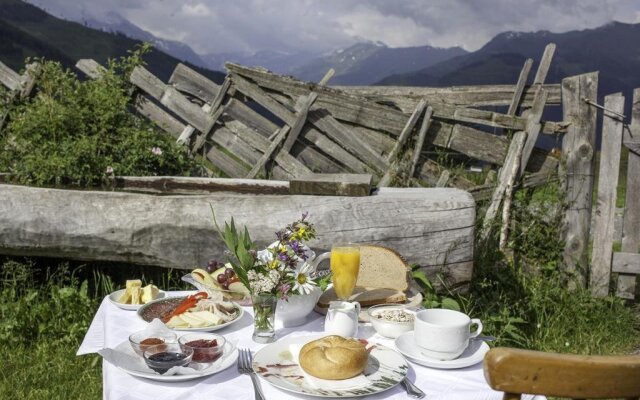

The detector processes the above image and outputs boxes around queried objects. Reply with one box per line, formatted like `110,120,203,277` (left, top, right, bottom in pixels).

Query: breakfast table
78,291,541,400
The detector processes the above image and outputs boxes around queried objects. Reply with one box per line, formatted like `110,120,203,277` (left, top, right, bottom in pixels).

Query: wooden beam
409,106,434,178
532,43,556,86
169,63,221,103
112,176,290,195
318,68,335,86
225,63,565,136
130,66,215,134
506,58,533,116
617,88,640,299
281,92,318,153
334,84,562,108
206,146,249,178
245,126,290,179
387,99,427,163
612,252,640,275
519,90,549,175
76,59,106,79
590,93,625,297
0,61,21,91
19,62,41,99
289,173,372,197
560,72,599,289
480,131,527,241
436,170,450,187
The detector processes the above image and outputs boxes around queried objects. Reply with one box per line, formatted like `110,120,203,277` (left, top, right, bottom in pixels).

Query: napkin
289,343,371,390
98,319,215,376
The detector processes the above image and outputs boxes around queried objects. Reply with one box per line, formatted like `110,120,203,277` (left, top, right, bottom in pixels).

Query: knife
401,377,425,399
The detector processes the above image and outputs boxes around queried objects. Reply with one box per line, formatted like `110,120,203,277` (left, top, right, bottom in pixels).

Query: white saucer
394,331,489,369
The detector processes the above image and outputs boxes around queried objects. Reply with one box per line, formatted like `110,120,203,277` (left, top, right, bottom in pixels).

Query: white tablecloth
78,292,537,400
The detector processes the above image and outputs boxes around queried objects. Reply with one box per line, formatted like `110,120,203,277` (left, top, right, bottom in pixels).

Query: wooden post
560,72,599,289
590,93,625,297
616,88,640,298
409,106,434,178
506,58,533,116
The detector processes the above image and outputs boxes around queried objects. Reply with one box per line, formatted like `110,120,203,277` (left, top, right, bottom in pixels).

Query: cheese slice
141,284,159,304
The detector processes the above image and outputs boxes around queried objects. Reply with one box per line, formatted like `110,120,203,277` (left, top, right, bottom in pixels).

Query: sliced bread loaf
356,245,409,292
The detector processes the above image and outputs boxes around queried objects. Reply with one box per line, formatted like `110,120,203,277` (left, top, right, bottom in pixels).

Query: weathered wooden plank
0,61,21,91
532,43,556,86
19,63,41,99
227,63,565,135
612,252,640,275
617,88,640,299
480,131,527,241
0,185,476,286
436,170,450,187
499,132,526,250
387,99,427,163
560,72,599,289
409,106,434,178
290,174,372,197
519,90,549,175
281,92,318,153
318,68,335,86
506,58,533,116
136,96,186,138
130,66,215,134
470,171,554,201
308,110,387,173
223,103,343,173
205,146,249,178
169,63,220,103
246,126,290,179
209,77,230,114
335,84,562,108
208,125,262,166
112,176,290,195
230,73,369,173
590,93,625,297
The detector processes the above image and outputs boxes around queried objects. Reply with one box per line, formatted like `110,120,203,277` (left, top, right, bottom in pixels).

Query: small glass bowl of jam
178,333,226,363
143,343,193,374
129,330,177,356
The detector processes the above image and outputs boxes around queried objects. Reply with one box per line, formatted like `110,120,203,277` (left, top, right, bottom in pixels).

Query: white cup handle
469,318,483,338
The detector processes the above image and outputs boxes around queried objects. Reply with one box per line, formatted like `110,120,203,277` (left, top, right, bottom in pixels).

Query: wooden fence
589,89,640,299
1,43,637,300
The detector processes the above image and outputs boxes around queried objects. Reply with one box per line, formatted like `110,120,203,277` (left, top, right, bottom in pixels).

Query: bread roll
299,336,368,380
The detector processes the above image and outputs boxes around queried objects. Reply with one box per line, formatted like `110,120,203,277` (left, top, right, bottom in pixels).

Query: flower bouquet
214,211,320,342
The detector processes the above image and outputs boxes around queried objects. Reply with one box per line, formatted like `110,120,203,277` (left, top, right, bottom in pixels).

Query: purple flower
279,253,288,261
301,211,309,220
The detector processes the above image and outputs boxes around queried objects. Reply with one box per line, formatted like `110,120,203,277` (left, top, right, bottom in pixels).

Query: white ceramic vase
276,286,322,327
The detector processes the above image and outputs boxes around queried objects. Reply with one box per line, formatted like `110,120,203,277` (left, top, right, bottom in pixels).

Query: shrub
0,46,198,187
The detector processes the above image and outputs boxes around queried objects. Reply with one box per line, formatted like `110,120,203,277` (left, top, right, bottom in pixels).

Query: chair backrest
483,347,640,399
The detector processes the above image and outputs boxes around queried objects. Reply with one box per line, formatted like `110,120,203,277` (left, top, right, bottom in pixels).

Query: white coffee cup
414,309,483,361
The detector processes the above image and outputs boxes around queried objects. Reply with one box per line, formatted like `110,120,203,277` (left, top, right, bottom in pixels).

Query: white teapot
324,300,360,337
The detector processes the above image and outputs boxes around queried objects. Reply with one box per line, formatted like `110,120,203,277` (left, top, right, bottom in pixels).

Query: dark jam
185,339,221,363
147,352,189,374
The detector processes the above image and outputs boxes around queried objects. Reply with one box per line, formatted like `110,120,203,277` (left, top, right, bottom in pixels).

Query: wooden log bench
0,184,475,289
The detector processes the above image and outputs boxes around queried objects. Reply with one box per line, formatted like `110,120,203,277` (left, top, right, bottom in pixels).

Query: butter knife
401,377,425,399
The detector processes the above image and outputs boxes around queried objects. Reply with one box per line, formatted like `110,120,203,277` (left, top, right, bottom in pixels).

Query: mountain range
0,0,224,83
379,22,640,110
3,0,640,116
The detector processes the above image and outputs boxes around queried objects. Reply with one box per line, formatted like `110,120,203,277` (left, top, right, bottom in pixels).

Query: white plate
395,331,489,369
137,296,244,332
106,338,237,382
108,289,166,311
252,335,408,398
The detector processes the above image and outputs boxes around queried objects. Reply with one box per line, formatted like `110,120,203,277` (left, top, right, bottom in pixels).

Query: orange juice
330,246,360,300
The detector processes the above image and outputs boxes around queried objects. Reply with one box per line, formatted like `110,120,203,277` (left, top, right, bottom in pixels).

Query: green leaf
440,297,461,311
411,270,434,291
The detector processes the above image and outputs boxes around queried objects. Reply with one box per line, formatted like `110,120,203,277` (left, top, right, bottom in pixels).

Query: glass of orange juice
330,244,360,300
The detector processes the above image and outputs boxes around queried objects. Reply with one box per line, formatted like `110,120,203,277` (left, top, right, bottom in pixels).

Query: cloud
24,0,640,55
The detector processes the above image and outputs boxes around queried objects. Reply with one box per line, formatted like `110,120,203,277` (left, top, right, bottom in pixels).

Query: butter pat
141,284,159,304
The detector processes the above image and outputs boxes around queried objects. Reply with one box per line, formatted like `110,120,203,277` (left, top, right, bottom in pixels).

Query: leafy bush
0,46,198,187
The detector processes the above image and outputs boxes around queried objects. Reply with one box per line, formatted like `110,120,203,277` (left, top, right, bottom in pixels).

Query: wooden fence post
590,93,625,297
616,88,640,298
560,72,599,289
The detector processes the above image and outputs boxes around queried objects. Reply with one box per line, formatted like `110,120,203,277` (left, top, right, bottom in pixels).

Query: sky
26,0,640,56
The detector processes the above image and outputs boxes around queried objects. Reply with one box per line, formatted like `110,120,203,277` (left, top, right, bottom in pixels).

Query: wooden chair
483,347,640,399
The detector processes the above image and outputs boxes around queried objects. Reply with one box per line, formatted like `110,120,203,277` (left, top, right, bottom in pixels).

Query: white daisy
291,262,317,295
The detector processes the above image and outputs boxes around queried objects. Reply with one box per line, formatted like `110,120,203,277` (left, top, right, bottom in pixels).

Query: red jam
185,339,221,362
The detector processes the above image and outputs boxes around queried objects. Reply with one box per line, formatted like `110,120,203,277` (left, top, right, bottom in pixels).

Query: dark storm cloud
25,0,640,54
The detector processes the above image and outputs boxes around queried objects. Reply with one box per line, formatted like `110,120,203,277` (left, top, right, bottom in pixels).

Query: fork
237,348,266,400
